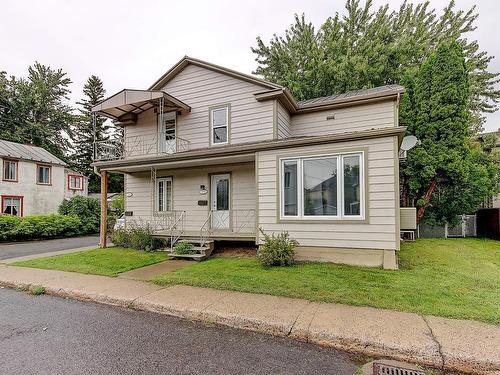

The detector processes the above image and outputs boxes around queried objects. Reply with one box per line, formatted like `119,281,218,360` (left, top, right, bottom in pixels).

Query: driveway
0,236,99,260
0,288,358,375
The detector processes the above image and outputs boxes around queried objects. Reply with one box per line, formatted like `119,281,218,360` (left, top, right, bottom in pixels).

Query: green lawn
13,247,168,277
153,238,500,324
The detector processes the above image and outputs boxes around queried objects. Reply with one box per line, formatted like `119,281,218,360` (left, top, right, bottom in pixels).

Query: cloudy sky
1,0,498,131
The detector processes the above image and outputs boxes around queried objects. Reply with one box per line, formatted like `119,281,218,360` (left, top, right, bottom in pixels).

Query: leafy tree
0,63,74,158
252,0,499,129
400,42,499,223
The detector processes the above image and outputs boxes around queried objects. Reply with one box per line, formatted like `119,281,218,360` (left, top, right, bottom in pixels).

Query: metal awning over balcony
91,89,190,125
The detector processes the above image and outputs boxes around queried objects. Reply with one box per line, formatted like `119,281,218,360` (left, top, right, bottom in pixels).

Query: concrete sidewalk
0,265,498,375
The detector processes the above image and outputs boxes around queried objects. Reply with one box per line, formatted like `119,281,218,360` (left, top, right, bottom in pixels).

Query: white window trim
279,151,365,221
210,106,229,146
155,177,173,214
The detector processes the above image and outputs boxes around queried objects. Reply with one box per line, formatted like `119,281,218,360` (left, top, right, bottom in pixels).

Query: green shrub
109,226,165,251
257,229,298,267
0,214,83,242
173,241,197,255
0,215,21,241
110,193,124,215
59,196,100,234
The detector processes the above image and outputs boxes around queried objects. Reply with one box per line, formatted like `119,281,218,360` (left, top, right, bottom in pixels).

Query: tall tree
0,63,74,158
72,75,124,193
252,0,499,129
73,75,108,192
400,42,499,223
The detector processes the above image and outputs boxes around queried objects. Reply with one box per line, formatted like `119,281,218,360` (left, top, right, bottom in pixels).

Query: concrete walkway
0,265,498,375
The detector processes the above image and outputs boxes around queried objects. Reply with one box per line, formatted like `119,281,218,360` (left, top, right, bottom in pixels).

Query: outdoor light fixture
199,185,208,195
126,192,133,197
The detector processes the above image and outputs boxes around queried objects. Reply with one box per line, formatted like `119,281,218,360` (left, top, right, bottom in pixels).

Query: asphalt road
0,236,99,260
0,288,359,375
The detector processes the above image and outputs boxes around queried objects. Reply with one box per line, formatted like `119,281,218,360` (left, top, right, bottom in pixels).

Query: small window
2,196,23,217
69,175,83,190
3,160,18,181
37,165,51,185
210,106,229,145
155,177,172,213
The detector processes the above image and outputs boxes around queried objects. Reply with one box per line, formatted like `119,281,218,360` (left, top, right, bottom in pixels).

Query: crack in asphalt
421,315,445,369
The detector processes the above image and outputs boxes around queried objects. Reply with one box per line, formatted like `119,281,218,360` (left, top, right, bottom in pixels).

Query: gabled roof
0,139,67,166
148,56,283,91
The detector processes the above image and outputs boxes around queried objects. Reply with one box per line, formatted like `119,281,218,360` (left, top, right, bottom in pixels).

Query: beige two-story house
92,57,405,269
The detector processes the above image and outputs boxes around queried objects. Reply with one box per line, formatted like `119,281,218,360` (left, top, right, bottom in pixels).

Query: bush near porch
153,238,500,324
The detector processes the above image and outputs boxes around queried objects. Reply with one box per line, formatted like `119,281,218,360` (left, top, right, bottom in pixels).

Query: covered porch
97,153,258,249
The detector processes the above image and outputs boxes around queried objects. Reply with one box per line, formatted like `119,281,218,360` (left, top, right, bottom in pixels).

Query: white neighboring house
0,139,88,217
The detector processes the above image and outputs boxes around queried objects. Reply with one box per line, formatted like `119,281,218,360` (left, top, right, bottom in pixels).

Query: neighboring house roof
148,56,283,91
0,139,67,166
65,168,87,178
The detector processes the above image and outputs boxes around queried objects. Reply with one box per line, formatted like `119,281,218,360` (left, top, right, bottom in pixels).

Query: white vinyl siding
124,163,256,231
291,101,396,137
257,136,398,250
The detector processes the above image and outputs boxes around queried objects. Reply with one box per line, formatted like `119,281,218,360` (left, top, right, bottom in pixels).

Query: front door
158,112,176,154
211,174,230,229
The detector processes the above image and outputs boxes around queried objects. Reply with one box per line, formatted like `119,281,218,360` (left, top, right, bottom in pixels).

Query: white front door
211,174,230,229
158,112,176,154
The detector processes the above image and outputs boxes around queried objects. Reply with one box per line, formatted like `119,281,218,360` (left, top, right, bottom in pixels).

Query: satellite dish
401,135,419,151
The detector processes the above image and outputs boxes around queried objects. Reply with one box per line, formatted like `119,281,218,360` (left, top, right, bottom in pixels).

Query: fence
418,214,476,238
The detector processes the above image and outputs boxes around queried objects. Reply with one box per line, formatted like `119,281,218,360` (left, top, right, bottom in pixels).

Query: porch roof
93,127,406,173
91,89,191,122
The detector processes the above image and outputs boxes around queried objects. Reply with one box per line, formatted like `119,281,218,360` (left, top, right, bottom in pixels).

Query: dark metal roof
297,85,405,108
0,139,67,166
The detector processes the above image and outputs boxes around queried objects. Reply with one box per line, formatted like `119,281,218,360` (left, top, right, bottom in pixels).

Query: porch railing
200,209,256,246
126,210,186,234
94,132,190,161
169,210,186,250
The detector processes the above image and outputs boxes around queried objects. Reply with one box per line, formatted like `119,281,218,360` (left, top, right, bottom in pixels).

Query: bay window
280,152,364,220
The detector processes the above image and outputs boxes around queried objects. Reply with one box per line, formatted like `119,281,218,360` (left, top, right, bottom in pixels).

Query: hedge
58,196,100,234
0,214,83,242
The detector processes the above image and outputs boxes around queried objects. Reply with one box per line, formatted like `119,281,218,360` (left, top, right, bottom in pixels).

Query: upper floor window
280,152,364,220
210,105,229,145
3,159,18,182
37,164,51,185
68,175,84,190
155,177,172,213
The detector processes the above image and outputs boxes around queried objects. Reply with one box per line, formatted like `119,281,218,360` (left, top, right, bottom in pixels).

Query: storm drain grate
373,362,426,375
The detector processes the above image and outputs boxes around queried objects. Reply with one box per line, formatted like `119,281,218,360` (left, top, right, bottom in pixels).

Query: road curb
1,279,498,375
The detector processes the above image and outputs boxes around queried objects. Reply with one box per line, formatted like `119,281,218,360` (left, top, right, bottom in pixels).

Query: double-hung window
210,105,229,145
155,177,173,213
3,160,18,181
280,152,364,220
69,175,83,190
37,164,51,185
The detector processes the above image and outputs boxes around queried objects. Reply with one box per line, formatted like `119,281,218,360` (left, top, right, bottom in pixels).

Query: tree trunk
416,179,437,223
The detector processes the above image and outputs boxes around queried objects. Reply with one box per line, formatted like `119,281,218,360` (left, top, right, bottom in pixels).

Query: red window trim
1,195,24,217
68,174,84,191
36,163,52,186
2,159,19,182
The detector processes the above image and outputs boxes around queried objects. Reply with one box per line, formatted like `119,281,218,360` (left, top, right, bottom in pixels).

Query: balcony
94,132,190,161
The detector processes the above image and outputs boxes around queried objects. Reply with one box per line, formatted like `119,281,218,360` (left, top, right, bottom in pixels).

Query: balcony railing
94,132,190,161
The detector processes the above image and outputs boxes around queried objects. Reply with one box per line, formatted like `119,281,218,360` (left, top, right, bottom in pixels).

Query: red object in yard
476,208,500,240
